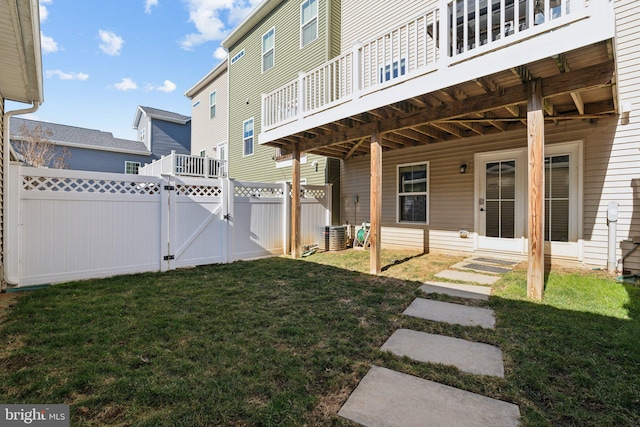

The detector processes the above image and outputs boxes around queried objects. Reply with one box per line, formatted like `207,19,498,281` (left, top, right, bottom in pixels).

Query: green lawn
0,250,638,426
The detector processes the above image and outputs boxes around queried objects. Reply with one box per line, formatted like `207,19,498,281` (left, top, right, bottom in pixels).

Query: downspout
2,101,40,288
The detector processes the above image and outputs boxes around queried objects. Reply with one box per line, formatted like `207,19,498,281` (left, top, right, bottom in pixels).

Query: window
398,163,428,223
231,49,245,64
199,149,206,158
243,118,254,156
192,100,200,108
125,161,140,174
262,28,275,72
209,91,217,119
139,128,145,142
380,58,406,83
545,154,570,242
300,0,318,48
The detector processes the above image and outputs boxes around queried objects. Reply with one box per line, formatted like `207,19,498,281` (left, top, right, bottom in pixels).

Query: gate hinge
163,255,175,261
223,213,231,220
164,185,175,191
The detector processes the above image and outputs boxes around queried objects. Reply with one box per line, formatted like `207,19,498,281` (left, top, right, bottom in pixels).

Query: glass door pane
485,160,516,238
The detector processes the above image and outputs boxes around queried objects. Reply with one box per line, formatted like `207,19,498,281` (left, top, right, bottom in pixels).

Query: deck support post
370,122,382,275
291,144,301,259
527,79,545,300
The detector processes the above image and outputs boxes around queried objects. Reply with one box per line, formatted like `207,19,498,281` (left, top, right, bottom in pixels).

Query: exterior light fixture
459,163,468,174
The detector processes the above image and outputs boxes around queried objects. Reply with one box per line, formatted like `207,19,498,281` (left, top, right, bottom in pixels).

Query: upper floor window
209,91,217,119
199,149,206,158
397,162,429,223
300,0,318,48
243,118,254,156
139,128,145,142
262,28,275,72
231,49,245,65
192,100,200,108
125,161,140,174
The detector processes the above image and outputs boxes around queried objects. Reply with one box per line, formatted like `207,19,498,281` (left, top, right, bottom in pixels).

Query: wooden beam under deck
293,61,614,154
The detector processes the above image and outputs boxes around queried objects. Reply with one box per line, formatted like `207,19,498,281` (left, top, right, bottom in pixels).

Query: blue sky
9,0,260,140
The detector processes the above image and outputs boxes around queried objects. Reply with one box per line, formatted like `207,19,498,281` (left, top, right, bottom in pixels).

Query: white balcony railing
262,0,585,132
138,151,227,178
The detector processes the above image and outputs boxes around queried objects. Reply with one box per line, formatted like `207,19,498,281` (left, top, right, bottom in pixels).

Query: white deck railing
262,0,583,131
139,151,227,178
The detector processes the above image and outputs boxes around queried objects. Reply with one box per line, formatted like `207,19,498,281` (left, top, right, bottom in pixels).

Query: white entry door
475,149,527,253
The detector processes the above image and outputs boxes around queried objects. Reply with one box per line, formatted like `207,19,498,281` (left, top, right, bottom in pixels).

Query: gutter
2,101,40,288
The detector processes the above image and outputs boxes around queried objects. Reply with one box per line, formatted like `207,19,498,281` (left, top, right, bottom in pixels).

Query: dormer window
140,128,145,142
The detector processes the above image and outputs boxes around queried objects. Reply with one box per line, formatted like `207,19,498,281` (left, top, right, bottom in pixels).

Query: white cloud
180,0,261,50
147,80,177,93
145,0,158,13
99,30,124,56
114,78,138,91
214,47,227,60
41,32,58,53
40,0,53,22
46,70,89,81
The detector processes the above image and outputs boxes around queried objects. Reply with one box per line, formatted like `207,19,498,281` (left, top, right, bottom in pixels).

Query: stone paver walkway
338,256,520,426
403,297,496,328
435,269,501,285
381,329,505,377
338,366,521,427
420,281,491,300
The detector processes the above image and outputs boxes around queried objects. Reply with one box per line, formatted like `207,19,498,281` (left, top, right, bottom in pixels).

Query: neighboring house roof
221,0,285,49
185,60,228,98
10,117,151,155
132,106,191,128
0,0,44,103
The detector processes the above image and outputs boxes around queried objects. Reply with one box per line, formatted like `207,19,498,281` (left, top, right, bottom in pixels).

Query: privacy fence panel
8,165,331,287
227,181,287,262
9,166,164,286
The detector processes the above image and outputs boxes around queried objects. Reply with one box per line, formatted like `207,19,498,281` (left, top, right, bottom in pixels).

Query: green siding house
221,0,341,196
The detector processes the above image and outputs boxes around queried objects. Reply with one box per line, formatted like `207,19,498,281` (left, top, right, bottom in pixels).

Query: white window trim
125,161,141,174
396,161,430,225
199,149,206,158
379,57,407,84
231,49,245,65
262,27,275,73
300,0,318,49
209,90,217,119
243,117,255,157
139,127,145,142
217,142,228,161
192,100,200,108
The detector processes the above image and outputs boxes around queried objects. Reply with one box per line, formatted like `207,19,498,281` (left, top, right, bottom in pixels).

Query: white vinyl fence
7,164,330,287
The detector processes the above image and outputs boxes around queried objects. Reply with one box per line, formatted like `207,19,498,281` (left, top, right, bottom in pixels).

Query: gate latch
223,213,231,220
163,255,175,261
164,185,175,191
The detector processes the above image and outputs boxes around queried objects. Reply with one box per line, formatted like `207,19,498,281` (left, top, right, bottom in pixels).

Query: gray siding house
11,106,191,173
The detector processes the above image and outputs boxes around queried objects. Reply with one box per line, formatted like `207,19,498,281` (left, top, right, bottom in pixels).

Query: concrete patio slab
381,329,504,377
435,269,500,285
338,366,520,427
403,298,495,328
420,281,491,300
462,263,512,274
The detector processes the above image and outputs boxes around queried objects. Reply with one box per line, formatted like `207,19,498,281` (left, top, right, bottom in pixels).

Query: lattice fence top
176,184,223,197
22,175,161,195
303,188,326,199
234,185,285,198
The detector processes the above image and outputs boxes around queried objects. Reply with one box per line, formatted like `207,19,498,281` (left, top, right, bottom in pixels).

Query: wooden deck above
259,0,617,158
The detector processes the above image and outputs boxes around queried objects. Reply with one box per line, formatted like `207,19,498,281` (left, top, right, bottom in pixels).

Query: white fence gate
7,164,330,287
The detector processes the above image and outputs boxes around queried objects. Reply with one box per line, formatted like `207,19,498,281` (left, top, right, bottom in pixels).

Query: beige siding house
221,0,342,187
258,0,640,279
0,0,44,286
185,61,229,160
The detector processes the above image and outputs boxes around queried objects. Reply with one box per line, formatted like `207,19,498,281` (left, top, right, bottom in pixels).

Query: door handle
480,208,485,212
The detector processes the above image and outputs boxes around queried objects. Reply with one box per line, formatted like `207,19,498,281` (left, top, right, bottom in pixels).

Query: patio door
475,149,527,253
474,142,583,258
